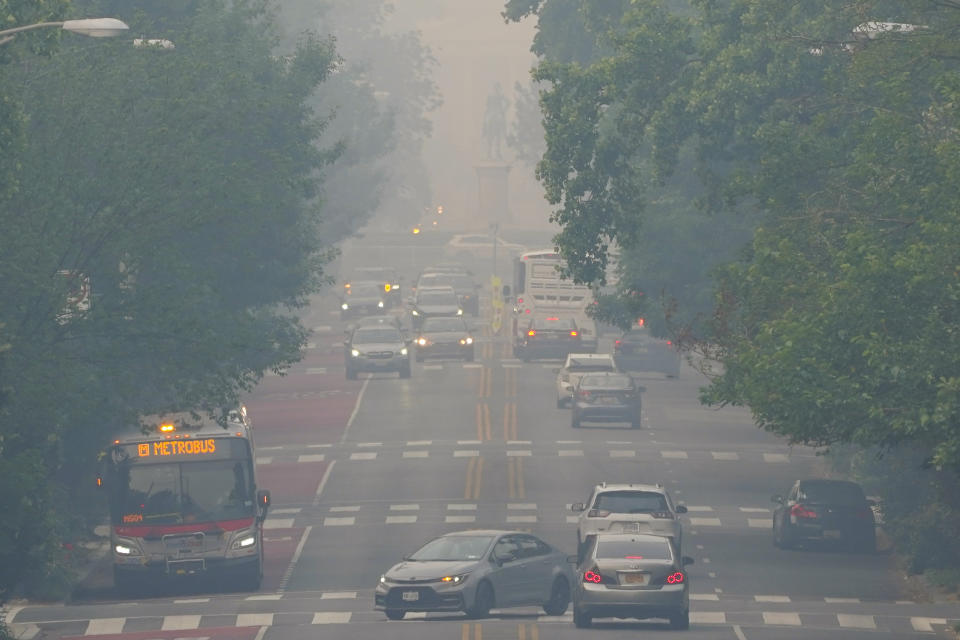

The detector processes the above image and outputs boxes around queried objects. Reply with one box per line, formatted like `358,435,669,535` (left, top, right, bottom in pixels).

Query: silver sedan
375,529,573,620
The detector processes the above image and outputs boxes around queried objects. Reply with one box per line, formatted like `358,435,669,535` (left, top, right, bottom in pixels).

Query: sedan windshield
422,318,467,332
581,375,633,389
594,491,668,513
353,329,402,344
348,283,383,297
567,358,614,371
800,481,867,505
409,535,494,561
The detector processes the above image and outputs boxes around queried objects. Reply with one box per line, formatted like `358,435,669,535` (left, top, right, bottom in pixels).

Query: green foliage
0,0,341,597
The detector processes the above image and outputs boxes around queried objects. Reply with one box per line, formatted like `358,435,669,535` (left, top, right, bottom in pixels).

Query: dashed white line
271,508,302,515
403,451,429,458
684,506,714,512
825,597,861,604
661,450,688,459
689,517,722,527
739,507,770,513
357,442,382,447
329,505,362,512
324,517,356,526
407,440,433,446
837,614,876,629
762,612,801,626
507,450,532,457
386,515,418,524
454,450,480,457
349,452,377,460
711,452,740,461
559,450,583,456
755,595,791,603
610,450,636,457
236,614,274,627
161,616,201,631
263,519,295,529
244,594,282,601
85,619,126,635
255,457,273,465
763,453,789,463
390,504,420,511
312,612,352,624
297,454,325,463
506,515,538,523
445,515,476,524
320,592,357,600
690,593,719,601
911,617,947,632
447,504,478,511
691,612,727,624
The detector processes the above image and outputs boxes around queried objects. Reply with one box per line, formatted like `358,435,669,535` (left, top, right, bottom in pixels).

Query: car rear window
533,317,576,329
596,538,672,560
580,375,633,389
594,491,668,513
567,358,615,371
799,482,866,505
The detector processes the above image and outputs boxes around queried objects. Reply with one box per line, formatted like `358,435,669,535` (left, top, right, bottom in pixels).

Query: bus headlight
231,535,257,550
400,347,408,355
114,543,137,556
351,349,360,358
456,309,463,316
341,303,349,310
411,309,419,316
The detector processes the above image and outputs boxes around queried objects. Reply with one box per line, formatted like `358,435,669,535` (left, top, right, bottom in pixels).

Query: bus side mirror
257,489,271,520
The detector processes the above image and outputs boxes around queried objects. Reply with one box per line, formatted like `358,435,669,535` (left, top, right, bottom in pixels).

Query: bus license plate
402,591,419,602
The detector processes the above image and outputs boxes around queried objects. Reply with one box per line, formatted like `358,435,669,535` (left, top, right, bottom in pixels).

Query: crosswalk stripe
911,617,947,632
312,612,352,624
320,592,357,600
386,515,418,524
262,518,295,529
507,450,532,457
297,454,325,463
610,450,636,457
711,452,739,460
454,450,479,457
824,597,861,603
446,515,476,523
508,503,537,510
390,504,420,511
763,453,789,463
506,515,538,523
755,595,791,603
329,505,362,512
236,614,273,627
324,517,356,526
255,457,273,465
740,507,770,513
661,450,688,459
244,595,282,601
748,518,770,528
690,594,720,601
691,611,726,624
685,506,714,512
161,615,201,631
448,503,478,510
837,614,876,629
85,618,125,635
403,451,429,458
558,450,583,456
762,612,801,626
349,452,377,460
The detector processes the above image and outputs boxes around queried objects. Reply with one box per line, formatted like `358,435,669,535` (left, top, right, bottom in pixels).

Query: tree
0,0,339,596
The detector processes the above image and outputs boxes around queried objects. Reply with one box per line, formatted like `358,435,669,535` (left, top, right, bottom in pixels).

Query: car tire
384,609,405,621
631,413,642,429
542,577,570,616
573,608,592,629
346,367,358,380
774,522,795,550
669,609,690,630
466,580,494,619
399,363,412,379
571,412,581,428
113,567,141,594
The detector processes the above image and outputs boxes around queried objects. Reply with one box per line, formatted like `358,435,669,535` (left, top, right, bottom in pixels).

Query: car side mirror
675,504,688,514
771,494,784,504
571,502,586,513
257,489,271,521
681,556,695,567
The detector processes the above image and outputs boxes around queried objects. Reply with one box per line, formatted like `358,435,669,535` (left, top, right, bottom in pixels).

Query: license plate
402,591,419,602
620,572,649,585
595,396,620,405
823,529,842,539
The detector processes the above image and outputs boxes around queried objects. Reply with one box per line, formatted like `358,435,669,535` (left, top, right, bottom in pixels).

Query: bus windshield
111,459,255,525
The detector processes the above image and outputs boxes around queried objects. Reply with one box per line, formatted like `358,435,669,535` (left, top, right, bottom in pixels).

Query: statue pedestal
474,162,511,226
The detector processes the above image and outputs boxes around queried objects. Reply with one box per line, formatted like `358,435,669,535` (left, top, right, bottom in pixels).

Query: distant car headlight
377,301,385,308
464,336,473,345
417,337,428,346
439,573,469,585
380,574,389,584
341,303,349,310
351,349,360,357
412,309,419,316
400,347,408,355
456,309,463,316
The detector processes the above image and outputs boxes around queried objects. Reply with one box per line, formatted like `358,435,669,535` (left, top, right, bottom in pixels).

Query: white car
571,483,687,558
556,353,617,407
443,234,526,261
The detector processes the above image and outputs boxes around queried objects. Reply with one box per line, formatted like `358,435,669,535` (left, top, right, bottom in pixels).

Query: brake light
579,390,591,400
587,509,610,517
615,340,621,345
570,331,578,337
666,571,684,584
583,569,603,584
528,329,536,336
624,555,644,559
666,340,672,345
525,308,531,314
790,504,818,519
637,318,645,327
547,317,559,321
517,297,523,304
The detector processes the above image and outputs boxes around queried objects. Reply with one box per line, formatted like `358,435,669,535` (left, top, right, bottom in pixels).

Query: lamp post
0,18,129,46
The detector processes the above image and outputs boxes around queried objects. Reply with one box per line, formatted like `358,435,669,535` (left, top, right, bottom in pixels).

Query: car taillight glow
583,569,602,584
579,390,591,399
615,339,621,345
856,507,874,519
624,555,644,559
517,297,523,304
666,340,672,345
528,329,536,336
587,509,610,517
666,571,684,584
570,331,578,337
790,504,818,519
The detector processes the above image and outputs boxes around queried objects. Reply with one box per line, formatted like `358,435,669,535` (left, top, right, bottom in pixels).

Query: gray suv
345,326,411,380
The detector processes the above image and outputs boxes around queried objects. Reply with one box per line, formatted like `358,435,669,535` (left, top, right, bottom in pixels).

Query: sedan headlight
440,573,469,585
456,309,463,316
460,336,473,345
379,574,389,584
231,535,256,550
351,349,360,357
411,309,419,316
377,301,385,308
341,303,349,310
400,347,408,355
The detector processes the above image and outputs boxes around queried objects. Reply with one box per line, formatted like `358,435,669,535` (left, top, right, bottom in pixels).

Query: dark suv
772,479,877,552
571,373,643,429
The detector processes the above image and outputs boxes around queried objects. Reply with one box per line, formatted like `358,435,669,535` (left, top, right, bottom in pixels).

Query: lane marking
297,454,325,463
455,450,480,457
161,616,201,631
825,597,861,603
762,612,801,626
339,377,370,443
691,612,726,624
689,517,722,526
661,450,688,459
312,612,352,624
911,617,947,632
763,453,789,463
329,505,361,512
508,503,537,510
690,593,719,601
245,594,282,601
312,460,336,507
357,442,382,447
755,595,791,603
610,450,636,457
386,515,418,524
506,515,537,523
279,524,312,592
507,450,531,457
324,517,355,526
403,450,429,458
739,507,770,513
558,450,583,456
446,515,476,523
711,452,739,460
837,614,876,629
733,625,748,640
271,508,302,515
85,618,126,635
390,504,420,511
407,440,433,446
748,518,770,528
349,451,377,460
236,614,274,627
263,518,295,529
320,592,357,599
684,506,714,512
255,457,273,465
448,504,478,510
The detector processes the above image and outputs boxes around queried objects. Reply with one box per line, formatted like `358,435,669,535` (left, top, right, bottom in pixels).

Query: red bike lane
244,329,361,591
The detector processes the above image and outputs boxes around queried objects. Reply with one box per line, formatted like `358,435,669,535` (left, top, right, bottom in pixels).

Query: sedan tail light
570,330,579,337
790,504,818,519
583,567,603,584
579,390,591,400
855,507,874,520
527,329,536,337
587,509,610,518
666,571,685,585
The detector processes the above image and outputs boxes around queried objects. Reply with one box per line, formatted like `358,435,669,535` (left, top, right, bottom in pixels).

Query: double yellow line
464,456,484,500
503,401,517,441
461,623,538,639
477,366,492,398
475,402,491,441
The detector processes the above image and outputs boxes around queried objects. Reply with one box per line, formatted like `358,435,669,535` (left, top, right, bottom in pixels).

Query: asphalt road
6,252,959,640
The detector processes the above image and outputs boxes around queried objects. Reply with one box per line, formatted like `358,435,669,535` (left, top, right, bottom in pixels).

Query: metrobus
98,406,271,592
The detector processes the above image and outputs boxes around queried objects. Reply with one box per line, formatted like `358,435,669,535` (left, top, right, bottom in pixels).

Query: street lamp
0,18,129,46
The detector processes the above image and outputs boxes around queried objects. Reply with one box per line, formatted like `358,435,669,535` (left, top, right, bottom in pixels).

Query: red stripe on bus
115,517,255,537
